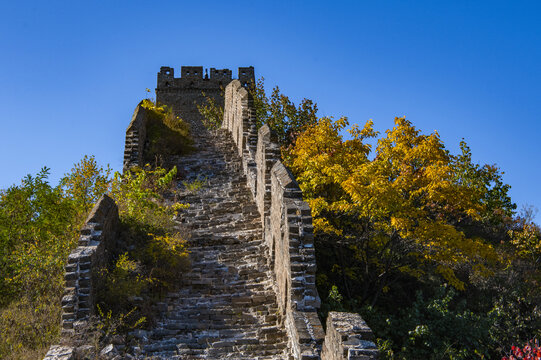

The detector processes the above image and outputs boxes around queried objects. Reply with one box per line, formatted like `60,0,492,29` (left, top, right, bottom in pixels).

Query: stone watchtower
156,65,255,126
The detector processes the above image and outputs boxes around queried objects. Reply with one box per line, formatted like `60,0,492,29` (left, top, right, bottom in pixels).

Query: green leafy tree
454,141,516,220
249,77,318,153
0,168,76,301
196,77,318,158
0,157,115,359
452,141,517,245
61,155,111,217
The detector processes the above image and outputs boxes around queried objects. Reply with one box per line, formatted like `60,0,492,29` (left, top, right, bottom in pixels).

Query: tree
452,140,516,238
249,78,318,157
0,167,76,302
196,77,319,158
289,116,501,306
0,158,115,359
61,155,111,217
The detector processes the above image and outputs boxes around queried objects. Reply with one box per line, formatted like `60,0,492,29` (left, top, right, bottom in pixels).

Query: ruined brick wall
123,102,148,171
222,79,379,360
44,195,119,360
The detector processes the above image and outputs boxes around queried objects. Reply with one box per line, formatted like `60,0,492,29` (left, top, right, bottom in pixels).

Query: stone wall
222,79,379,360
43,195,120,360
321,312,379,360
123,102,148,171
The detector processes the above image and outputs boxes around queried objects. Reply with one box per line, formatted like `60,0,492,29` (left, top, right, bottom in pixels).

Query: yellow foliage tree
289,116,499,299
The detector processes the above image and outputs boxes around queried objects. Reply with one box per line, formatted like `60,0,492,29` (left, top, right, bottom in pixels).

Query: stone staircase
131,129,291,359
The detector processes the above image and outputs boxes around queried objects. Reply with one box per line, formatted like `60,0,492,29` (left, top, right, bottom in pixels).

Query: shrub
0,294,61,360
182,177,206,193
99,253,148,308
143,232,190,286
197,91,223,130
502,339,541,360
110,165,181,229
100,165,190,324
140,99,193,162
361,285,495,359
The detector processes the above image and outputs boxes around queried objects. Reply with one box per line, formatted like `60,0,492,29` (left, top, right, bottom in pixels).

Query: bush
361,285,494,359
142,232,190,286
0,294,61,360
197,91,223,130
502,339,541,360
110,165,183,228
99,165,190,325
140,99,193,162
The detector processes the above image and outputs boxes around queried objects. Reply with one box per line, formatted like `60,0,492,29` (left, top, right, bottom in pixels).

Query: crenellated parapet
157,65,255,128
222,80,377,360
222,79,379,360
268,161,325,358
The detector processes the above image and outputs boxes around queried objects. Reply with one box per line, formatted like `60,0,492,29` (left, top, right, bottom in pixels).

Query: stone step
126,127,289,359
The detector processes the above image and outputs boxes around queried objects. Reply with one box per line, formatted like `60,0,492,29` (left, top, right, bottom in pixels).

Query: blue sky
0,0,539,223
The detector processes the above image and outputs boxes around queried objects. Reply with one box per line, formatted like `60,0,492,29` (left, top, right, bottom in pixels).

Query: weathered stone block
43,345,75,360
321,312,378,360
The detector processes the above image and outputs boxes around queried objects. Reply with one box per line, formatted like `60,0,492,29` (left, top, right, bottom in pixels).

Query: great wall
44,66,380,360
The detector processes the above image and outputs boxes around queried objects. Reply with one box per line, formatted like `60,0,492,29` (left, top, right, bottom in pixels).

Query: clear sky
0,0,539,223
